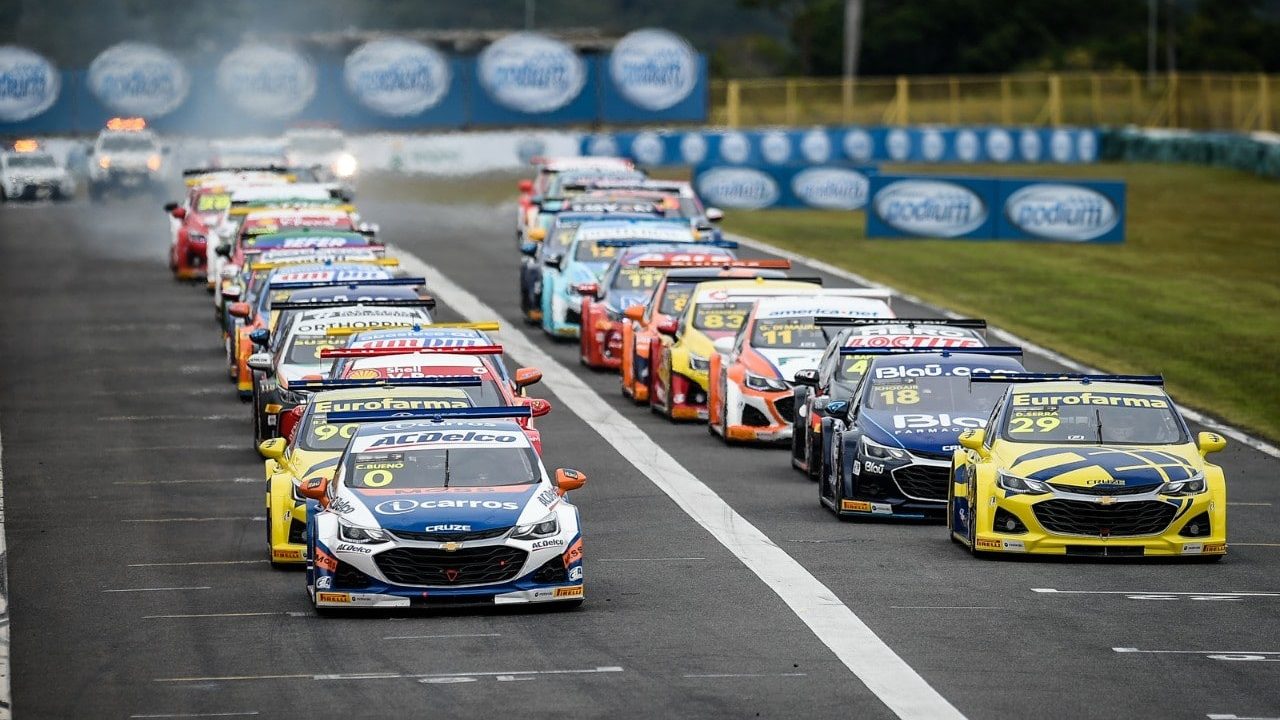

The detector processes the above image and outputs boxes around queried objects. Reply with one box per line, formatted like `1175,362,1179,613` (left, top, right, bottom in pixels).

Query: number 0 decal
361,469,394,487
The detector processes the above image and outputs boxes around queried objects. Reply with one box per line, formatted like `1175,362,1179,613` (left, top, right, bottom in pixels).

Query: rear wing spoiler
320,345,503,359
325,321,499,337
638,258,788,269
839,346,1022,357
289,376,484,392
244,243,385,256
228,203,355,216
595,238,736,249
817,317,985,329
270,299,435,311
969,372,1165,385
268,277,424,290
325,405,532,423
249,257,397,271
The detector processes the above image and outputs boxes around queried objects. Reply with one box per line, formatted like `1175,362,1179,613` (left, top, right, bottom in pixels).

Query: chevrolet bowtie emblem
1097,496,1116,506
442,541,461,552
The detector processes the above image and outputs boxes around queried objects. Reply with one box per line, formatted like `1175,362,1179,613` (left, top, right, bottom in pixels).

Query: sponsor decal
216,44,316,119
985,129,1014,162
872,179,988,238
1011,392,1168,409
423,524,471,533
88,42,189,116
840,499,872,512
892,413,986,430
874,363,1006,380
886,129,910,160
631,131,665,165
563,538,583,565
344,38,451,117
272,549,302,561
975,537,1002,550
696,167,780,210
870,502,894,515
1204,542,1227,553
791,167,870,211
531,538,563,550
609,29,699,111
800,129,832,163
329,497,356,515
536,487,559,508
554,586,584,598
679,133,707,164
478,32,586,113
955,130,980,162
374,498,521,515
718,131,750,163
317,592,351,604
568,566,584,581
314,549,338,572
1001,539,1026,552
315,576,333,590
1003,183,1120,242
1182,542,1204,555
844,333,982,349
0,46,60,122
861,460,886,475
335,543,374,554
760,131,792,164
366,430,521,448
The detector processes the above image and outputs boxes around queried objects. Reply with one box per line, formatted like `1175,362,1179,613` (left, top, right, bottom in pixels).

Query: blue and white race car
299,406,587,612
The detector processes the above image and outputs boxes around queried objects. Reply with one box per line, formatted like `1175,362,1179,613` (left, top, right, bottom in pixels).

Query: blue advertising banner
584,125,1101,166
694,163,878,211
866,174,1126,243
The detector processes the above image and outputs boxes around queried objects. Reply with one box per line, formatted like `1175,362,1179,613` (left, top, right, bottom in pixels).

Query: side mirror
519,242,539,257
163,201,179,213
281,405,305,443
712,336,735,355
528,227,546,242
259,437,287,460
215,243,232,258
705,207,724,223
958,428,988,457
823,400,849,416
554,468,586,495
514,367,543,388
572,282,599,298
170,207,186,220
656,319,678,336
227,302,252,319
1196,431,1227,456
624,305,645,323
545,254,564,271
518,179,534,193
526,397,552,417
793,368,819,387
246,352,274,374
249,328,270,346
297,474,330,502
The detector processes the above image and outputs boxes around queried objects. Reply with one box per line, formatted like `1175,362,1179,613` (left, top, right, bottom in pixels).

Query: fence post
726,80,740,128
1168,72,1179,128
785,78,798,125
1048,74,1063,126
896,75,910,124
842,76,854,123
1260,73,1272,132
1000,76,1012,124
1130,72,1141,125
949,76,960,124
1090,73,1103,125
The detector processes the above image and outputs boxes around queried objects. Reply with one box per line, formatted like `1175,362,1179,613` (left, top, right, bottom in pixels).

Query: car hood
753,348,823,381
999,443,1202,491
861,410,988,457
606,290,648,314
349,483,546,533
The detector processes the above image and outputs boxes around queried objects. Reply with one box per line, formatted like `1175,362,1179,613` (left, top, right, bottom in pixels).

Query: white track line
727,232,1280,460
396,247,965,720
0,422,10,720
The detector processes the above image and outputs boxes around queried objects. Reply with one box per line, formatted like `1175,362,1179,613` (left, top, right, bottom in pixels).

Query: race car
517,156,638,245
259,381,482,566
563,179,724,238
218,223,373,320
247,294,435,446
540,219,703,339
650,276,831,421
577,247,738,370
163,185,230,279
791,319,989,480
818,348,1025,520
706,292,894,444
284,127,357,181
85,117,167,200
949,373,1227,559
619,263,791,403
1,140,74,201
297,406,588,612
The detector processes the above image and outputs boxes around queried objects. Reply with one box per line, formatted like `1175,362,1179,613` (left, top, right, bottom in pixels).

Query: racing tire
830,447,848,519
806,433,823,482
225,335,238,382
712,378,730,442
251,385,265,450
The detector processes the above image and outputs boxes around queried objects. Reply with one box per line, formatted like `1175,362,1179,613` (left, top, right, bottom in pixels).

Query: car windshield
1001,390,1186,445
284,334,338,365
863,370,1009,414
196,193,230,213
751,318,828,349
691,300,752,333
659,283,695,315
342,447,540,489
545,225,578,254
611,266,664,291
573,239,620,263
7,154,56,168
100,136,155,152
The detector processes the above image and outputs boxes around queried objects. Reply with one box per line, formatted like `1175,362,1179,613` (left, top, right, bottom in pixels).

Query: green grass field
721,163,1280,442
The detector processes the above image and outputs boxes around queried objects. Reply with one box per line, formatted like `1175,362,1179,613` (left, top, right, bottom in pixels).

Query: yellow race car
258,382,478,566
649,275,824,420
949,373,1227,560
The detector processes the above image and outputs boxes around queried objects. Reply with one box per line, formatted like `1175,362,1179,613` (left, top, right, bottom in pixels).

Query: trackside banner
866,175,1125,243
693,163,877,210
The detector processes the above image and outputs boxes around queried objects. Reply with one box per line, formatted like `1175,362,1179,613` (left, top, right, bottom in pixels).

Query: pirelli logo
317,592,350,604
554,586,584,598
841,500,872,512
975,538,1002,550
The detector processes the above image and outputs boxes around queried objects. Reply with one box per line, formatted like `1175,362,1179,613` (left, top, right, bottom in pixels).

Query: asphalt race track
1,186,1277,719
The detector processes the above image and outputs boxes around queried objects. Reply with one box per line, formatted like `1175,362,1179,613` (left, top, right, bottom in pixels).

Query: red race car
164,184,229,280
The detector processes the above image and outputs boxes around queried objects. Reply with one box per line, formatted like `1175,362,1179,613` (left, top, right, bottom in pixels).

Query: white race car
1,144,75,201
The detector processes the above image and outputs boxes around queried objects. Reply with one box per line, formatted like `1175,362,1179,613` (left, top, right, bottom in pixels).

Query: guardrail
710,72,1278,132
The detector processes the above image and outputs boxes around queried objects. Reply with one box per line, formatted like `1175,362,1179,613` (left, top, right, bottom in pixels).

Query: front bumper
721,386,795,443
545,291,582,338
659,371,708,420
8,182,70,200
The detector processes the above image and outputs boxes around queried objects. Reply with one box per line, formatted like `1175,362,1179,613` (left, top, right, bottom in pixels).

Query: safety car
1,140,74,201
85,117,167,200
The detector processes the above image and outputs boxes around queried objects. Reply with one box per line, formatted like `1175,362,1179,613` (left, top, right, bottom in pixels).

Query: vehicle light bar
817,317,986,328
290,376,484,391
637,258,788,269
320,344,503,358
325,405,532,423
325,321,499,336
268,277,424,290
969,372,1165,385
839,346,1022,357
270,299,435,310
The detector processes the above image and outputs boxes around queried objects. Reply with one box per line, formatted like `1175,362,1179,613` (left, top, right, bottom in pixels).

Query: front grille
773,395,795,422
911,448,953,462
375,546,527,587
1047,482,1154,496
892,464,949,501
390,526,512,543
1032,499,1177,537
334,560,371,589
741,405,771,427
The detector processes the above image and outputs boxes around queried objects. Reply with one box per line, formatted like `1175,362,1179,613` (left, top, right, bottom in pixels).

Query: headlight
338,521,388,543
745,372,789,392
146,154,162,172
98,155,111,169
687,353,710,372
511,513,559,540
1161,473,1206,496
333,153,357,178
997,470,1052,496
862,436,907,461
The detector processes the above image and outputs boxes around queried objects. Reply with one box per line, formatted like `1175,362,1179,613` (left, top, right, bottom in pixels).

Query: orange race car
619,260,790,403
